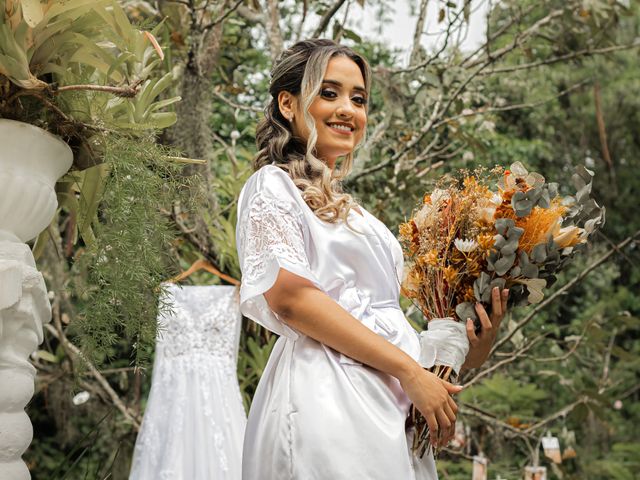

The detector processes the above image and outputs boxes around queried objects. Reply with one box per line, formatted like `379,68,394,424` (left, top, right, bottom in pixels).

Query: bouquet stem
409,364,455,459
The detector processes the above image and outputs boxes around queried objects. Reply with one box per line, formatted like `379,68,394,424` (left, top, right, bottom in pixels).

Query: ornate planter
0,119,72,480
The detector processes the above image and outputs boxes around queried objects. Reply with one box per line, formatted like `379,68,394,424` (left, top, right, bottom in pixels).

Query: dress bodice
157,284,242,373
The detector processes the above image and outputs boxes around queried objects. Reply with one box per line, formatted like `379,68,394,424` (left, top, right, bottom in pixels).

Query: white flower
430,188,450,205
230,130,241,140
72,391,90,406
454,238,479,253
414,204,433,229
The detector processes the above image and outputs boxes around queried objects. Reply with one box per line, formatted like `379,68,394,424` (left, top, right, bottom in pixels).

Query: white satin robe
236,165,438,479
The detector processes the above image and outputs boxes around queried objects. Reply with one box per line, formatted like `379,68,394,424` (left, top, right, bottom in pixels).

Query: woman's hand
462,287,509,370
399,364,463,447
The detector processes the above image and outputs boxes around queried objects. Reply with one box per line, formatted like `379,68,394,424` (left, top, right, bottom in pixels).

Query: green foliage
69,134,191,367
237,331,277,412
461,374,548,419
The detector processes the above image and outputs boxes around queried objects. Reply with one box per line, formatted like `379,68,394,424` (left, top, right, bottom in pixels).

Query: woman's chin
316,144,355,161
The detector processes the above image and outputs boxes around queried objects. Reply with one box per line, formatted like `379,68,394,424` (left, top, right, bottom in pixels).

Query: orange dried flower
494,190,517,220
443,266,458,285
516,202,567,253
424,249,439,267
466,258,482,277
399,221,413,241
463,285,476,302
477,233,495,251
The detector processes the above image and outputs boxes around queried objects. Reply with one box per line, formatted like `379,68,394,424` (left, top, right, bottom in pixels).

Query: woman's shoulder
240,164,304,208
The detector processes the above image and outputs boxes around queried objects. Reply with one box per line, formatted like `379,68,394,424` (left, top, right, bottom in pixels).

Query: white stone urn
0,119,73,480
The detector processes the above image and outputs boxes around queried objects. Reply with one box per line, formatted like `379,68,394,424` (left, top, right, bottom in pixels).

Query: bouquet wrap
418,319,469,375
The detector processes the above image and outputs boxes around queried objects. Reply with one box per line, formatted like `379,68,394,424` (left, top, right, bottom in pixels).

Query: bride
235,38,508,479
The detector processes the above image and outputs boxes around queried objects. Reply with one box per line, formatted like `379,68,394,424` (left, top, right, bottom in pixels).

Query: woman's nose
336,96,356,117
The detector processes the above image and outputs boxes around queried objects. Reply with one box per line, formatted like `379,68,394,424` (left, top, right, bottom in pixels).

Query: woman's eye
320,89,337,98
353,96,367,105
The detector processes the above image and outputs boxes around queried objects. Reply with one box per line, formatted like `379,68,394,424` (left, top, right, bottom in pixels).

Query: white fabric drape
129,284,246,480
236,165,438,480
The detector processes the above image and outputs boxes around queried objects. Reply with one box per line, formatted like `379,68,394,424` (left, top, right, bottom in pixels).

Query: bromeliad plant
0,0,179,159
1,0,183,248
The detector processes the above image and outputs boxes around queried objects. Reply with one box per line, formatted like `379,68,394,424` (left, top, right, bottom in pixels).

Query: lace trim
238,191,310,283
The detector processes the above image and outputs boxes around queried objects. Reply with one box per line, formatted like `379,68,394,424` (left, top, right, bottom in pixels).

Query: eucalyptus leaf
501,237,519,256
456,302,478,322
531,243,547,263
495,218,514,235
494,253,516,276
521,263,539,278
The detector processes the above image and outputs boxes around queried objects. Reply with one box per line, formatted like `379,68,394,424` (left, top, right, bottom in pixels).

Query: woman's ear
277,91,296,122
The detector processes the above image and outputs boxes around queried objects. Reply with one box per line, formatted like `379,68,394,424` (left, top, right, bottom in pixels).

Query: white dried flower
414,204,433,229
454,238,479,253
430,188,450,205
72,391,90,406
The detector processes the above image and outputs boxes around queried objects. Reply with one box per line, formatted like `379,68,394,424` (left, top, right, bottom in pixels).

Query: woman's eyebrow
322,79,367,94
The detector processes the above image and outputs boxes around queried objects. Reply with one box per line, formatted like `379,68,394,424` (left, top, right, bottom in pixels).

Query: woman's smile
326,121,355,135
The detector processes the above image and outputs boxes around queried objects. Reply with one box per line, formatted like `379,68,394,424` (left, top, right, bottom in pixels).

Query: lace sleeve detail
237,189,322,339
239,191,310,282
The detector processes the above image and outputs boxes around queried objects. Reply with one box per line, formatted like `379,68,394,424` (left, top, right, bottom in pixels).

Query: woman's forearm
266,272,421,382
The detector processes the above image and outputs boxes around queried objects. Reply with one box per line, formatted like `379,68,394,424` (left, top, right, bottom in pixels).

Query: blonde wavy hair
253,39,372,224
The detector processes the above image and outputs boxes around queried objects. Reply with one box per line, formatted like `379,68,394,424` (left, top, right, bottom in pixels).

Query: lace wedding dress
236,165,438,480
129,284,246,480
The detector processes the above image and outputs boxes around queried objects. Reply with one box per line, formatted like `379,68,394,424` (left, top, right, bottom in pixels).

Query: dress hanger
167,258,240,286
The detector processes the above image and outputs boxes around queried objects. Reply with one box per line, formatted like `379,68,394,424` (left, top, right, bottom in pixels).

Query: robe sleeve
236,167,323,339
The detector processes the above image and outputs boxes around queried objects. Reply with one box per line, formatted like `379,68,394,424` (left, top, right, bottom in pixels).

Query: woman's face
288,55,368,169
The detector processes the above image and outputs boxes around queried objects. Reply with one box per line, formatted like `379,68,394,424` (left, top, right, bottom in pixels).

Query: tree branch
462,334,546,388
478,41,640,75
409,0,429,66
213,89,263,113
264,0,284,61
435,79,590,128
202,0,245,30
464,9,564,69
55,82,142,97
311,0,347,38
236,4,265,25
45,310,142,430
459,4,537,67
348,96,442,181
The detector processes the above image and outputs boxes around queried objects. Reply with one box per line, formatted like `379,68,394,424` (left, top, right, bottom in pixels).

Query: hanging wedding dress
236,165,438,480
129,284,246,480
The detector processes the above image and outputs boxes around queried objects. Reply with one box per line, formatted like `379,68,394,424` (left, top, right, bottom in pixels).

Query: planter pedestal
0,119,73,480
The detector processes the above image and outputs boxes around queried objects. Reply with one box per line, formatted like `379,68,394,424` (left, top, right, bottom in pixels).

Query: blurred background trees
12,0,639,478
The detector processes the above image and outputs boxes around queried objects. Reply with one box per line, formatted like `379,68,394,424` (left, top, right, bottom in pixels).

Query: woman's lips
326,123,354,136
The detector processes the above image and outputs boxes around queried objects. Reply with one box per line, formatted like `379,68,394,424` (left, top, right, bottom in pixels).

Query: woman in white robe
236,39,509,480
